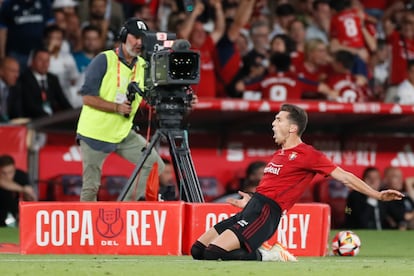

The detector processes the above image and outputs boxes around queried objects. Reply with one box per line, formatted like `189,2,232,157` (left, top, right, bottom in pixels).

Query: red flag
145,162,159,201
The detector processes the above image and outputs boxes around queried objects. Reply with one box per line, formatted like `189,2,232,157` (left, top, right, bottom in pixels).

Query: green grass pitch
0,228,413,275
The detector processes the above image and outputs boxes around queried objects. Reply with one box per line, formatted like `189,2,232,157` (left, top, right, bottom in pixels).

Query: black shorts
214,193,282,253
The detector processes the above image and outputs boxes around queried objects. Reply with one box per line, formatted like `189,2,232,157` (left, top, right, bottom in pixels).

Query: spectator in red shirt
326,50,369,103
269,33,297,71
364,0,407,39
384,9,414,101
295,38,332,99
227,20,270,98
329,1,370,57
178,0,225,98
329,0,376,78
237,53,303,101
236,52,336,101
215,0,255,98
352,0,379,52
287,19,306,68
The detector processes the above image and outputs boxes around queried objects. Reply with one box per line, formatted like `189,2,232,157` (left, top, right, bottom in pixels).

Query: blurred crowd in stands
2,0,414,124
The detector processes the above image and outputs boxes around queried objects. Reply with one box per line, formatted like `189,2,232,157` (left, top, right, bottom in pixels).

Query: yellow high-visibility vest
77,50,145,143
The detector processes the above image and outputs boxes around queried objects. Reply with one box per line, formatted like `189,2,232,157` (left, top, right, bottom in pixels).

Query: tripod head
127,81,194,129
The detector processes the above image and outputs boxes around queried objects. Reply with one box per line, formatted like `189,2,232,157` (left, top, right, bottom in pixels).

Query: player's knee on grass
203,244,228,260
191,241,206,260
203,244,259,261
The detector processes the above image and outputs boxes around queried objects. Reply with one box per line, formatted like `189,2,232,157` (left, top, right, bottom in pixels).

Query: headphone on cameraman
118,18,149,43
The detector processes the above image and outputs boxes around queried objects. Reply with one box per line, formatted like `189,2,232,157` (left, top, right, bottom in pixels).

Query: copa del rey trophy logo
96,208,124,238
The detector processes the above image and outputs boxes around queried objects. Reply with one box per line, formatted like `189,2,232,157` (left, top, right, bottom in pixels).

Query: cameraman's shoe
258,242,298,262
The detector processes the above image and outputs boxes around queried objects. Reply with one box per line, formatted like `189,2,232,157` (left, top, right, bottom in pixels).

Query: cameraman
76,18,164,201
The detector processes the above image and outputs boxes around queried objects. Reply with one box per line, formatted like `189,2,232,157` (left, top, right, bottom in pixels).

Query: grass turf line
0,228,413,275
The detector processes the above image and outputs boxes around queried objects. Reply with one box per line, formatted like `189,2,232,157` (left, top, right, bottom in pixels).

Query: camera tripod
117,99,204,203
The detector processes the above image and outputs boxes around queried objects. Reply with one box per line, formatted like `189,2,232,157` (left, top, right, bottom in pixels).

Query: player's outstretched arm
330,167,404,201
227,191,251,208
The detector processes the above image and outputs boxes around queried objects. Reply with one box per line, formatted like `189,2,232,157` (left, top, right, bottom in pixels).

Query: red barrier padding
20,202,183,255
0,125,28,170
20,201,329,256
182,202,331,256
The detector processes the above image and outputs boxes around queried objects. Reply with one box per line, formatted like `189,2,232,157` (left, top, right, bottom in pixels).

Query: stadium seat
99,175,128,201
198,176,225,202
48,174,82,201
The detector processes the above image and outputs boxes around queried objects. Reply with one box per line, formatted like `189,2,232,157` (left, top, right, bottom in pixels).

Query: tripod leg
117,130,163,201
167,130,204,202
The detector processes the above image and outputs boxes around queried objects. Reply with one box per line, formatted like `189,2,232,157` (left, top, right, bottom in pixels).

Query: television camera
118,31,204,203
127,31,200,128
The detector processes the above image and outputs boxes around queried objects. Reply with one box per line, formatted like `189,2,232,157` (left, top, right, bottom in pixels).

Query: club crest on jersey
289,152,297,160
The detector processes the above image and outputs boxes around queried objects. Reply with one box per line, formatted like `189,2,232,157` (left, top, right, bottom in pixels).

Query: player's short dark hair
280,104,308,136
334,50,355,71
269,52,291,72
0,154,15,168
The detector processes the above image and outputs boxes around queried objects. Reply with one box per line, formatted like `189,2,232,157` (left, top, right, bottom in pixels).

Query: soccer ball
331,230,361,256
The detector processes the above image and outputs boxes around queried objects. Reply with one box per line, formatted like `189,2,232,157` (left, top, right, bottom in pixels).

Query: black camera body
130,30,200,128
139,31,200,89
150,47,200,86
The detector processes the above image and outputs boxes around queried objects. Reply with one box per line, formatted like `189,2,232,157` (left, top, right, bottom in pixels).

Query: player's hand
227,191,251,209
379,189,404,201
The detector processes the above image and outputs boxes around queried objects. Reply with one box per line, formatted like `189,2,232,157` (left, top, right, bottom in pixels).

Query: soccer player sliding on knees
191,104,404,262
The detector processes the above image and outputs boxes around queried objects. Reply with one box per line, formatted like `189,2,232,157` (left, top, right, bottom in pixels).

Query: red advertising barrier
20,201,329,256
182,203,330,257
20,202,183,255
